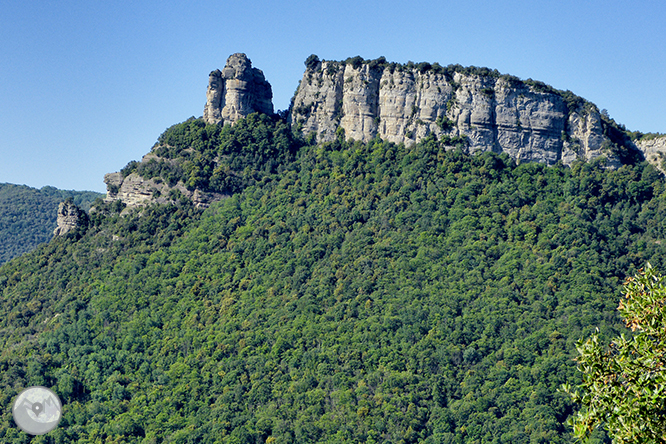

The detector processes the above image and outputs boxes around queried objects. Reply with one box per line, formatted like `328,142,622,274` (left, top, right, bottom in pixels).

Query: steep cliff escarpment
104,54,666,209
203,53,273,126
289,56,643,167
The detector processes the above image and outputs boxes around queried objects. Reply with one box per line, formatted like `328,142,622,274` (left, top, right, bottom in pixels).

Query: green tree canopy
564,265,666,443
3,114,666,442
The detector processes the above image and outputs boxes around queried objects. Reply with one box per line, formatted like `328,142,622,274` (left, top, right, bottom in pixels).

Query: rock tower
203,53,274,126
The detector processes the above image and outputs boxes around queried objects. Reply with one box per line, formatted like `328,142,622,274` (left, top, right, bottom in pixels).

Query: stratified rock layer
104,153,228,212
203,53,273,126
290,59,633,167
105,54,666,211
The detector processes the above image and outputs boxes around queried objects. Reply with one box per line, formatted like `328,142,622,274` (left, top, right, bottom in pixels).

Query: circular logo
12,386,62,435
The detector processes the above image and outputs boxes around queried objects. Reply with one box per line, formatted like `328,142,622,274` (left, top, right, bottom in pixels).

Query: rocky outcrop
53,201,88,236
104,154,228,211
290,57,636,167
105,53,272,210
203,53,273,126
637,135,666,172
105,172,227,210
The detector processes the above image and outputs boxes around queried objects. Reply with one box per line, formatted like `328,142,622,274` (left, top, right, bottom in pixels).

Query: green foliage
560,90,586,116
120,160,139,178
0,184,102,263
481,87,495,97
345,55,365,70
599,113,646,165
564,265,666,443
416,62,432,73
305,54,320,70
367,56,387,70
134,158,184,187
123,114,301,194
438,133,468,149
2,117,666,442
635,132,666,142
524,78,558,95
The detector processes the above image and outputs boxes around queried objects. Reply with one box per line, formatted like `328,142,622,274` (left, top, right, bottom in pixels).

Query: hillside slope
0,184,102,263
2,116,666,442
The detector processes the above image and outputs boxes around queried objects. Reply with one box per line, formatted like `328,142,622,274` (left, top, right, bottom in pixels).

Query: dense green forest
0,184,103,264
120,113,299,194
1,114,665,442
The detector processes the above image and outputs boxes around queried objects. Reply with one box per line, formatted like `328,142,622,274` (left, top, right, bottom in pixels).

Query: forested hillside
1,114,665,442
0,184,102,263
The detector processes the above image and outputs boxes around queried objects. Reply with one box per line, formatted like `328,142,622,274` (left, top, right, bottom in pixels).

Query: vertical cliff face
455,74,566,164
203,53,274,126
377,67,454,144
290,57,633,167
637,135,666,172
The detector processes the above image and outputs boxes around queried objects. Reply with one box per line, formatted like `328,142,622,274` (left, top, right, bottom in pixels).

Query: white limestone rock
637,135,666,172
203,53,273,126
104,152,228,211
290,57,631,167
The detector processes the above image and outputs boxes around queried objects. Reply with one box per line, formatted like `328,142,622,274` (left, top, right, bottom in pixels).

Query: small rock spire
53,200,88,236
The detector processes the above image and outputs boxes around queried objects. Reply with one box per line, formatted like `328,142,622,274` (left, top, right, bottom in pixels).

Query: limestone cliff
637,135,666,172
104,153,227,211
203,53,273,126
290,56,638,167
105,53,664,211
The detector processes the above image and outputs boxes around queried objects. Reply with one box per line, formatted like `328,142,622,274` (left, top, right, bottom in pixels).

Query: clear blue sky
1,0,664,192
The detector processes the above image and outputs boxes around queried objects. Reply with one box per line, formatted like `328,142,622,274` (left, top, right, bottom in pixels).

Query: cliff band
289,57,641,167
104,54,666,209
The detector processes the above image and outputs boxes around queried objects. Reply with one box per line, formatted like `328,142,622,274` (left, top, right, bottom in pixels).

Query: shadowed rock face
203,53,273,126
289,59,635,167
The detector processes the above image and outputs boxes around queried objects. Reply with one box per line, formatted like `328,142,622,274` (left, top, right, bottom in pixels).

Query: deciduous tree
564,265,666,443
